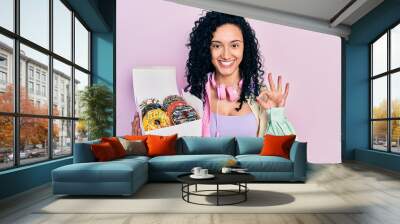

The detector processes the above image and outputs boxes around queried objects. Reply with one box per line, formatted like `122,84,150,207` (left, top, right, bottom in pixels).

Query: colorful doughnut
166,100,187,118
139,98,160,111
163,95,185,110
170,104,199,125
142,103,162,117
142,108,171,131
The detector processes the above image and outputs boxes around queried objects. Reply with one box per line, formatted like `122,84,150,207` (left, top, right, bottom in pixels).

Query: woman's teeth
219,60,234,67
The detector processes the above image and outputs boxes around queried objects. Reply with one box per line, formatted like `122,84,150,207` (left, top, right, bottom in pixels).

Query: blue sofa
52,137,307,196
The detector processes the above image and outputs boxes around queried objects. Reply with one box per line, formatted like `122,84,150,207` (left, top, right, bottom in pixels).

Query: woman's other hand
132,112,143,135
256,73,289,110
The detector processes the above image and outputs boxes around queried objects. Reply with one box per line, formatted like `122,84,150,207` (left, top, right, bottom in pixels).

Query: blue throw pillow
179,136,235,155
235,137,263,155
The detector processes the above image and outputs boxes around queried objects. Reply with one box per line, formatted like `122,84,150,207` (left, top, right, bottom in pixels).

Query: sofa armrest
73,140,100,163
289,141,307,181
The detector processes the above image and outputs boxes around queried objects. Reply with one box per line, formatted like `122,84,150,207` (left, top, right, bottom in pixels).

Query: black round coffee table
177,173,255,206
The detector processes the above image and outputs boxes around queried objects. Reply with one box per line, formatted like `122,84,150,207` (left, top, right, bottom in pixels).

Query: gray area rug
37,183,362,214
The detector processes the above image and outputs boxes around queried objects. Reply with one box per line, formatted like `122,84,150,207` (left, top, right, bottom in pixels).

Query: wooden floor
1,162,400,224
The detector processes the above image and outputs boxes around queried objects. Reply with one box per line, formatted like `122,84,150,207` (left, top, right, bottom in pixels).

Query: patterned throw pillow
118,137,147,156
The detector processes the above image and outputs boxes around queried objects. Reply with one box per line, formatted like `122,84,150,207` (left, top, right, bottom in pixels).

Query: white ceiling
167,0,384,38
226,0,353,22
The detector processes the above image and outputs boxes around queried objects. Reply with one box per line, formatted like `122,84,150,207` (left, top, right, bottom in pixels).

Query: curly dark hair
185,11,265,111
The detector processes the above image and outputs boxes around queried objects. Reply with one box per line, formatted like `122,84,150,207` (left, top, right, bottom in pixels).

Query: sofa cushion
177,136,235,155
73,139,100,163
148,154,235,172
236,155,293,172
53,157,148,183
114,155,150,164
235,137,263,155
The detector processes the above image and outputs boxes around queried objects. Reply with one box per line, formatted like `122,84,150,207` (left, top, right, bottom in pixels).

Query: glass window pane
372,33,387,76
372,77,387,119
0,116,14,170
53,0,72,60
53,119,72,158
0,0,14,31
392,120,400,153
75,120,88,143
74,17,89,70
391,24,400,70
0,34,14,112
392,72,400,118
20,117,49,165
20,0,49,49
74,69,89,118
53,59,72,117
372,121,388,151
20,44,49,115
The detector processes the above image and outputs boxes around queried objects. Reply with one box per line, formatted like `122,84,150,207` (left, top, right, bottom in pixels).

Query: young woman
184,11,295,137
132,11,295,137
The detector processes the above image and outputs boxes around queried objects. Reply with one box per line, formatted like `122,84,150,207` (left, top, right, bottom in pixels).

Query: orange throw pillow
124,135,148,142
260,134,296,159
101,137,127,158
91,142,117,161
146,134,178,157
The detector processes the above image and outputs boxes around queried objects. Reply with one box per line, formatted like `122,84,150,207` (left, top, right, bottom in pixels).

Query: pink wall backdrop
116,0,342,163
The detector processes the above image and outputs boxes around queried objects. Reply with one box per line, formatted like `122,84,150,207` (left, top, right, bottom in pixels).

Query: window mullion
71,10,76,155
48,0,54,160
370,45,373,149
13,0,20,167
388,30,391,152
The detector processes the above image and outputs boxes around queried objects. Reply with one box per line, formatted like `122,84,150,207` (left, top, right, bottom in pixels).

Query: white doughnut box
132,66,203,136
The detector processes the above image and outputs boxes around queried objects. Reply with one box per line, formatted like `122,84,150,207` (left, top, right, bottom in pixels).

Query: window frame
0,0,92,171
370,20,400,154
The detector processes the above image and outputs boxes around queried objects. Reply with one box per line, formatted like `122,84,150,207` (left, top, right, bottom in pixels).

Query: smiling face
210,23,244,79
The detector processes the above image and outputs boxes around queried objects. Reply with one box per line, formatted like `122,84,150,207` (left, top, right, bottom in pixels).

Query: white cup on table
200,169,208,176
191,167,202,176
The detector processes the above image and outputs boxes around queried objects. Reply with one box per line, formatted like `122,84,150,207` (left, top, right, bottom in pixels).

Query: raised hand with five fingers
256,73,289,110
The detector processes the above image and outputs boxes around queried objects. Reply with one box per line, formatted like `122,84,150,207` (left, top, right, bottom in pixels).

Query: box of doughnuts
132,66,203,136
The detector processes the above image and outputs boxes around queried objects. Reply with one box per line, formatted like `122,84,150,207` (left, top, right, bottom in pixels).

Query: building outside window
35,70,40,81
0,71,6,84
0,54,7,90
41,73,46,83
42,85,46,97
0,54,7,67
28,66,34,79
28,81,34,94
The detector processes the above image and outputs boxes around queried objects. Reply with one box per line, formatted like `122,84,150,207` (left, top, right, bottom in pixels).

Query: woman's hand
256,73,289,110
131,112,143,135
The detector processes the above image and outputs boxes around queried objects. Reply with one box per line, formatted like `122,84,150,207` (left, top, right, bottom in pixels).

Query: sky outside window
0,0,14,31
20,0,49,49
53,0,72,60
372,34,387,76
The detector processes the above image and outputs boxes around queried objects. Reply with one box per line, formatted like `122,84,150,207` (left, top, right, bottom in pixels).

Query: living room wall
116,0,342,163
